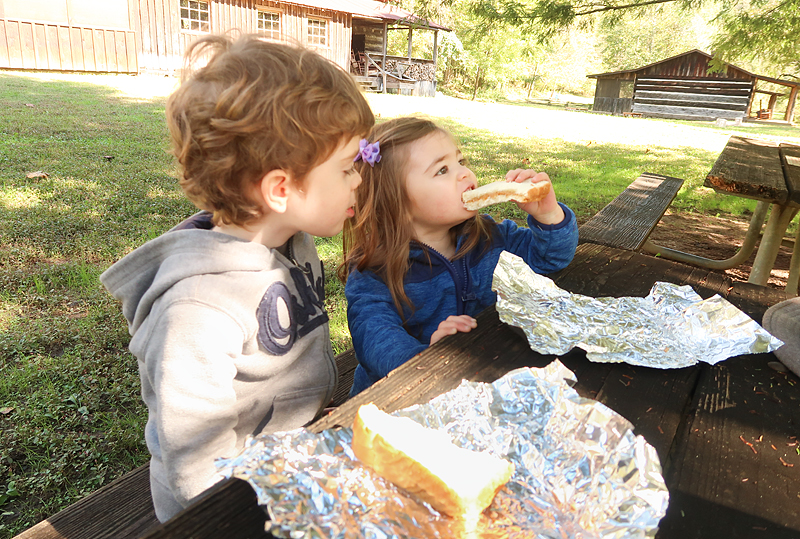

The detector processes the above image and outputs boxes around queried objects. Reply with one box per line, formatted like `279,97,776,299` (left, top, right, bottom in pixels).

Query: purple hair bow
354,139,381,167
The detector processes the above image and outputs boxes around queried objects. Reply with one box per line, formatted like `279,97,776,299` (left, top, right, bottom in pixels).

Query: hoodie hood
101,229,297,336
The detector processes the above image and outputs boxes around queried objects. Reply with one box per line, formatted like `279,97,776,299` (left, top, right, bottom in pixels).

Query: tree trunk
472,66,482,101
527,63,539,99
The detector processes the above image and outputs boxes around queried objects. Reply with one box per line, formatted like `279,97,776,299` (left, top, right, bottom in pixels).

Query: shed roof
587,49,800,89
280,0,451,30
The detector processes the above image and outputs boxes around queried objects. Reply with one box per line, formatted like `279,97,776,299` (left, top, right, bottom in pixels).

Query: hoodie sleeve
140,300,242,510
345,270,427,387
496,202,579,274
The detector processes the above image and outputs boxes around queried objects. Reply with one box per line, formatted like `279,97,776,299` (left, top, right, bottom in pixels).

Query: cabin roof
280,0,451,30
587,49,800,88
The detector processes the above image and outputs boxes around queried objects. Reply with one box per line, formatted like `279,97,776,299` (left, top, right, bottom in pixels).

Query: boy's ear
258,169,293,214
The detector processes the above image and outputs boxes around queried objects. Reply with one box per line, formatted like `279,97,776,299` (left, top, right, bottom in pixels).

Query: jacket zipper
287,239,313,278
413,242,475,316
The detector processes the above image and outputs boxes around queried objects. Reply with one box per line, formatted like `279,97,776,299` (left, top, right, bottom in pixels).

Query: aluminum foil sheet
492,251,784,368
216,361,669,539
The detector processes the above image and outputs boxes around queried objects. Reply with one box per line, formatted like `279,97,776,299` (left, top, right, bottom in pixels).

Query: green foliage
426,0,602,98
419,0,798,97
598,3,716,71
712,0,800,75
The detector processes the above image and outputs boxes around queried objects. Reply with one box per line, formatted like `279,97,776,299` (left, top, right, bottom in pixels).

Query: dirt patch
641,210,796,291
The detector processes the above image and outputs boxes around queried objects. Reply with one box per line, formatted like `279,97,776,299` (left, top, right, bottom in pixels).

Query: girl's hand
430,315,477,345
505,169,565,225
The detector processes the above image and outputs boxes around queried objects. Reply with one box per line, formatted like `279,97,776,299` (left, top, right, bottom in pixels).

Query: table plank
780,142,800,206
139,480,268,539
656,353,800,538
705,136,788,204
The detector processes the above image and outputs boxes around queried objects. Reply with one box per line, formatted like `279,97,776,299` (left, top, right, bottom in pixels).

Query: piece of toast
351,403,514,523
462,178,550,210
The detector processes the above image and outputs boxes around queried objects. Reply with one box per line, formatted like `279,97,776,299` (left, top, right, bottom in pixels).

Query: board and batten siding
0,19,137,72
0,0,137,72
132,0,352,74
632,77,753,121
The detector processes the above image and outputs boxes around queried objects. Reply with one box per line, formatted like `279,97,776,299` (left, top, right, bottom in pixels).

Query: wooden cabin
587,50,799,123
0,0,449,96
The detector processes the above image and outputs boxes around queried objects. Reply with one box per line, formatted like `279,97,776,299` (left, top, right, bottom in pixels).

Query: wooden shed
0,0,449,96
587,50,799,124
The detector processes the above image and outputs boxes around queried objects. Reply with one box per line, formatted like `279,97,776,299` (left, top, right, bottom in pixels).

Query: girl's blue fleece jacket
345,203,579,396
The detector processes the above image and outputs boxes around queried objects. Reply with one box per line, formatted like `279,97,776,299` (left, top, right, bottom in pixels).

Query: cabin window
258,11,281,40
180,0,209,32
307,18,327,46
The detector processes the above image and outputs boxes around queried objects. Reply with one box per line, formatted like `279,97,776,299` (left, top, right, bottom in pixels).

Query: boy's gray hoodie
101,223,337,522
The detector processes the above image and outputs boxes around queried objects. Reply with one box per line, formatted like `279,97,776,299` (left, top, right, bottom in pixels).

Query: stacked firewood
406,62,435,82
384,60,435,81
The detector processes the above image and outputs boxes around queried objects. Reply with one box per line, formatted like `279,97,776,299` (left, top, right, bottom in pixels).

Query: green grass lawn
0,71,797,537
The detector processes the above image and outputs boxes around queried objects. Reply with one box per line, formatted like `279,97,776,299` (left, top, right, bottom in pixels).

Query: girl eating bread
340,117,578,396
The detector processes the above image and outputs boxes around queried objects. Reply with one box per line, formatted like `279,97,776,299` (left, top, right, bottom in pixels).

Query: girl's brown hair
339,117,496,319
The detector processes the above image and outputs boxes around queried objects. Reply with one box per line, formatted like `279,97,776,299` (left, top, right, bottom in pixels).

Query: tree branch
573,0,679,16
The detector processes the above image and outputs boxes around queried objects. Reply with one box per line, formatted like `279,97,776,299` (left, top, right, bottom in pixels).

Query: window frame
256,8,282,41
180,0,210,33
306,17,329,47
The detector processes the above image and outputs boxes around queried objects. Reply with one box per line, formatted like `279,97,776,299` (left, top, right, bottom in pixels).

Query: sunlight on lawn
367,93,736,151
8,71,179,100
0,187,41,209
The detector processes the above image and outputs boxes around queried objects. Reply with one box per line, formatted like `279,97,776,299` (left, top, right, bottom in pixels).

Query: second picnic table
644,135,800,295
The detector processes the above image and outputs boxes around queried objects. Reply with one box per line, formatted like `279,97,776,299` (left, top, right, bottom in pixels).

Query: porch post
786,85,798,123
432,30,438,67
407,28,413,60
746,83,755,117
382,21,388,93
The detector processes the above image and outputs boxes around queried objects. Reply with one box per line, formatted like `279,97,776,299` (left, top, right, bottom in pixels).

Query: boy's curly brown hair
166,34,374,226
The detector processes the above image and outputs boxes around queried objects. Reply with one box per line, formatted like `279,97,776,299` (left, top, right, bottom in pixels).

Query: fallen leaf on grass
26,170,49,179
0,407,13,414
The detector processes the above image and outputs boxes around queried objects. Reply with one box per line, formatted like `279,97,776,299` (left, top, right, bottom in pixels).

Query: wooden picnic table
644,135,800,295
137,242,799,539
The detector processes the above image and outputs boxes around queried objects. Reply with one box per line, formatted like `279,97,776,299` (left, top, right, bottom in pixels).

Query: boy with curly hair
101,34,373,521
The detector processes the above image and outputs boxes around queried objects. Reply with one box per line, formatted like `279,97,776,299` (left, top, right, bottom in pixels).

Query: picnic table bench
579,172,684,251
15,173,797,539
644,136,800,295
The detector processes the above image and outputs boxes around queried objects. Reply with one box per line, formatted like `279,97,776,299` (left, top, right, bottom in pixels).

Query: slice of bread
462,178,550,210
352,403,515,522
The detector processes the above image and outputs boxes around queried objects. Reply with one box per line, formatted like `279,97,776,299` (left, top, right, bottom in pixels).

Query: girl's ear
258,169,292,214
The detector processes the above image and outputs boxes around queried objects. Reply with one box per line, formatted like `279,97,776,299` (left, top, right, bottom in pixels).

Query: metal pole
787,223,800,295
642,200,770,270
749,204,796,285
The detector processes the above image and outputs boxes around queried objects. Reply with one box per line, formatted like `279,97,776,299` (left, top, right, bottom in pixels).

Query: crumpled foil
217,361,669,539
493,251,784,368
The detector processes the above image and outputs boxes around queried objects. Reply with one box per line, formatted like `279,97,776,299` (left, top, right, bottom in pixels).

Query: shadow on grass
0,74,195,265
432,117,757,223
